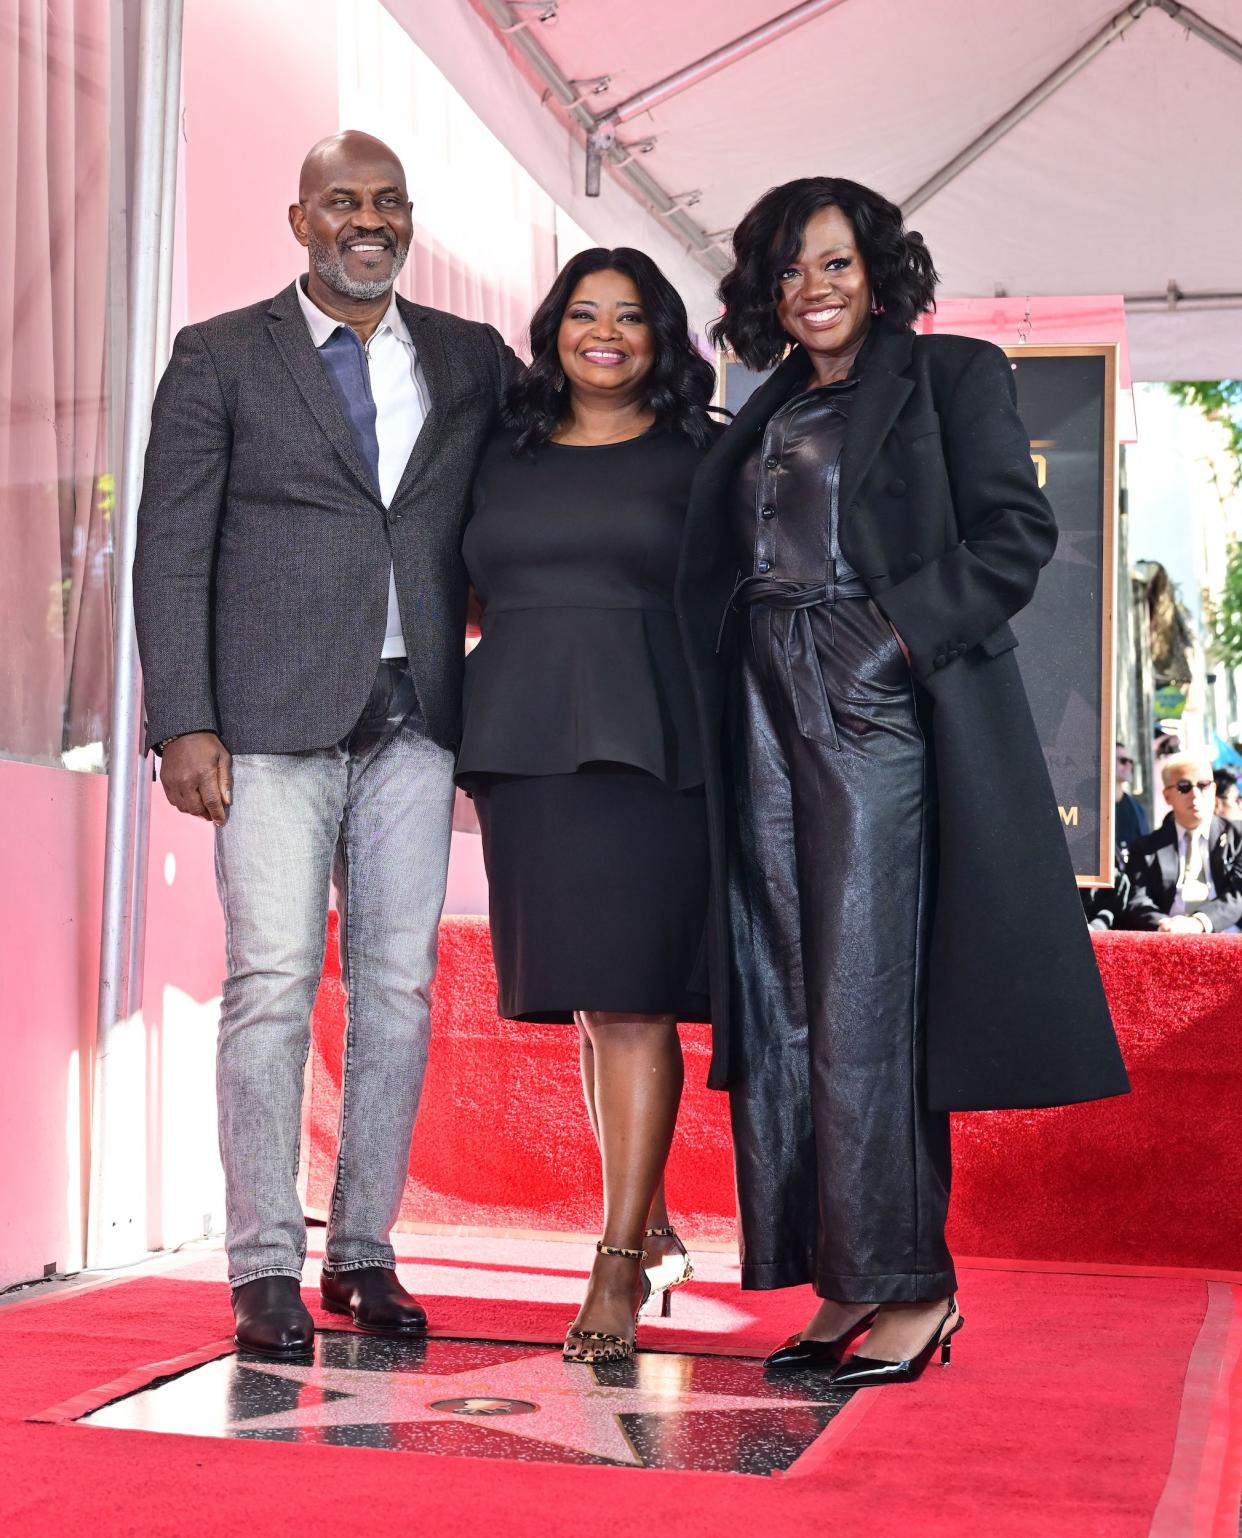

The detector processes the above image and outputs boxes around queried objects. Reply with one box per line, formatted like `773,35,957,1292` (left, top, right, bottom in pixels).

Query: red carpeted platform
307,922,1242,1270
3,1239,1240,1538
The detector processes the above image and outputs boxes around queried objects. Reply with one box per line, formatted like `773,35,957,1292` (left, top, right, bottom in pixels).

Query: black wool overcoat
675,321,1130,1111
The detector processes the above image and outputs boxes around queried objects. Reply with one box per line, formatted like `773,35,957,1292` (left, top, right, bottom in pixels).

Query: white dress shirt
1171,825,1216,918
296,277,428,658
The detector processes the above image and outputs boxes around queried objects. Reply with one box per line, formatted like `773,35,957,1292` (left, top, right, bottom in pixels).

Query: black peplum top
456,423,714,792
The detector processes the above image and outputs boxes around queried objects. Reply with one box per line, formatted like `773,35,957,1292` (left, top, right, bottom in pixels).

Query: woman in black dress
457,248,718,1363
677,178,1128,1386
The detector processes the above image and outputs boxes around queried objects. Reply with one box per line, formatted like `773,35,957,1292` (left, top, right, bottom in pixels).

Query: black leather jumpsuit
726,378,956,1304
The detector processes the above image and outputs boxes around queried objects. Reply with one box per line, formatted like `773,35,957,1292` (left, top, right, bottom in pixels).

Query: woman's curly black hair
709,178,939,370
506,246,717,454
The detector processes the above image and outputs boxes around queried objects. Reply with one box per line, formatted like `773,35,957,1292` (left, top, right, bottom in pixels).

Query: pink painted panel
180,0,340,322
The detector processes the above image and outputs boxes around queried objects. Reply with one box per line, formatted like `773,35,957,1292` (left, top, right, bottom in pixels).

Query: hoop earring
870,292,884,316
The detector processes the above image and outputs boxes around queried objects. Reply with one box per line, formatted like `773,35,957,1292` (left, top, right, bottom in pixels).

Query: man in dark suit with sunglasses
1120,753,1242,933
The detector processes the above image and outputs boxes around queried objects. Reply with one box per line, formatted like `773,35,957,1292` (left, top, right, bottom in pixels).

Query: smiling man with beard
133,131,520,1358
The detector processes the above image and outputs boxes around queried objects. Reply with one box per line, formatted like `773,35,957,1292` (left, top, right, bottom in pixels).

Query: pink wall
181,0,340,322
0,762,103,1284
1,0,510,1286
0,758,228,1287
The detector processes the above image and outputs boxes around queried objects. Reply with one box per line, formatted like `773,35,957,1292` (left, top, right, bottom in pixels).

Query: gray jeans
214,701,455,1288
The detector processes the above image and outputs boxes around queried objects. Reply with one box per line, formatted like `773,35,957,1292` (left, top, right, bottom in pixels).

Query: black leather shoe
763,1308,879,1375
830,1301,964,1389
320,1266,428,1337
232,1276,314,1360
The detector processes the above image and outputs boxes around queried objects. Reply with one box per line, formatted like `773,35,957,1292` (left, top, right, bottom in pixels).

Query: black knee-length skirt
471,765,711,1024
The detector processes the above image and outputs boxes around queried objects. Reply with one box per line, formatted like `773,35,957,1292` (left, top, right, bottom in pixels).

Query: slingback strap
643,1227,675,1238
596,1242,646,1261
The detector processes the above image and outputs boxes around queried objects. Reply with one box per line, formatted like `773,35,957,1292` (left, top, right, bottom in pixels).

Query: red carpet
307,921,1242,1269
3,1238,1240,1537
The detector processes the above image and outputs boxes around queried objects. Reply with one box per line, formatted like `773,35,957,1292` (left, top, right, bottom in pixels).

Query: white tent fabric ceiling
443,0,1242,381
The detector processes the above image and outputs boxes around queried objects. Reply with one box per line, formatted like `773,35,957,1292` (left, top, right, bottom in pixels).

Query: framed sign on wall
1004,344,1118,886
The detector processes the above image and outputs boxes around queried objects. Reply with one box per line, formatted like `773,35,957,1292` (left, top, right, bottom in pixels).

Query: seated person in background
1214,767,1241,823
1120,753,1242,933
1114,741,1149,849
1083,855,1131,931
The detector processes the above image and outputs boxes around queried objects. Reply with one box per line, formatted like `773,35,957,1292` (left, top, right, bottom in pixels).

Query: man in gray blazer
134,131,519,1357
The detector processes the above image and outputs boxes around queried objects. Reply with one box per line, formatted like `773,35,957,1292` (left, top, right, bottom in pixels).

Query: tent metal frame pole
904,0,1242,216
125,0,183,1018
475,0,727,270
1151,0,1242,66
902,0,1154,215
1126,290,1242,311
601,0,851,127
91,0,184,1265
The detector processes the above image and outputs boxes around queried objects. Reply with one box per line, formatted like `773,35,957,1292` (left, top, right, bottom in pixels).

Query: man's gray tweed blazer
133,279,520,755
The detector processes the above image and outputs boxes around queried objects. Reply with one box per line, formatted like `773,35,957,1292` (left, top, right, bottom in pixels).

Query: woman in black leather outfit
678,178,1127,1387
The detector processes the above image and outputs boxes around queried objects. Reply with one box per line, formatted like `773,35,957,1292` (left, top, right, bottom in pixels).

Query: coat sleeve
1116,863,1165,930
132,324,231,752
874,342,1058,680
484,322,525,401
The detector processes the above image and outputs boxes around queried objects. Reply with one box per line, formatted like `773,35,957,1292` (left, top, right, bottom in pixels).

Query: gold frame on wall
1003,343,1119,888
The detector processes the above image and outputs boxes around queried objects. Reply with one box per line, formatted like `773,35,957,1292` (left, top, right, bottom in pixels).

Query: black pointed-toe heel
830,1300,964,1389
763,1307,880,1375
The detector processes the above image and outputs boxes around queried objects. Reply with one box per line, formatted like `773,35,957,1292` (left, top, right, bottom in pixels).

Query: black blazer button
906,553,923,572
760,504,776,520
889,478,908,496
765,456,780,470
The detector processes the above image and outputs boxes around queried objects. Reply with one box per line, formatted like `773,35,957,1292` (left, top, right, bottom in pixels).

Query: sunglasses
1171,779,1213,795
1117,755,1134,767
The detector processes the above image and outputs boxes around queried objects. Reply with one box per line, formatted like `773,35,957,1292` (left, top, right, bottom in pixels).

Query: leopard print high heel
563,1242,650,1364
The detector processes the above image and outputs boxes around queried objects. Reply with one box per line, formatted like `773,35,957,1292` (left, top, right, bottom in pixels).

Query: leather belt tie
718,574,871,750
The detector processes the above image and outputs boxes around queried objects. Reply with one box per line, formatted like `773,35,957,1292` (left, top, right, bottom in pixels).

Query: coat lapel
1208,816,1233,887
265,282,383,506
391,298,455,506
839,323,915,515
1156,822,1181,898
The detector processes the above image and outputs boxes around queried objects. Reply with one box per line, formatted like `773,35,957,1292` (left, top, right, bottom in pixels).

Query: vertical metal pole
126,1,182,1018
92,0,183,1267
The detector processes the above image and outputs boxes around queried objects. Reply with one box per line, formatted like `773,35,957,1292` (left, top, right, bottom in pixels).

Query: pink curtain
0,0,113,764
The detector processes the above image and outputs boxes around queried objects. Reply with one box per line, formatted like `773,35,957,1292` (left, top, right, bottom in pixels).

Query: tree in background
1170,381,1242,670
1210,540,1242,672
1166,380,1242,487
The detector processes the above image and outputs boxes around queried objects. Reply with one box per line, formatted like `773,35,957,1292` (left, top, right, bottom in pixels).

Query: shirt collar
295,274,412,349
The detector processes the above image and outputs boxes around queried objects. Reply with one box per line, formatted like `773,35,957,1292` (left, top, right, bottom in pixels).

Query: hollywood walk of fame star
1049,529,1099,570
229,1345,831,1467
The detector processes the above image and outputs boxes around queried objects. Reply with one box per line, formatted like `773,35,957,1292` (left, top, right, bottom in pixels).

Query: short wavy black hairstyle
506,246,717,454
709,177,938,370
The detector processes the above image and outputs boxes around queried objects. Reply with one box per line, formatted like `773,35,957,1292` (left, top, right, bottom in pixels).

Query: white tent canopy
399,0,1242,381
